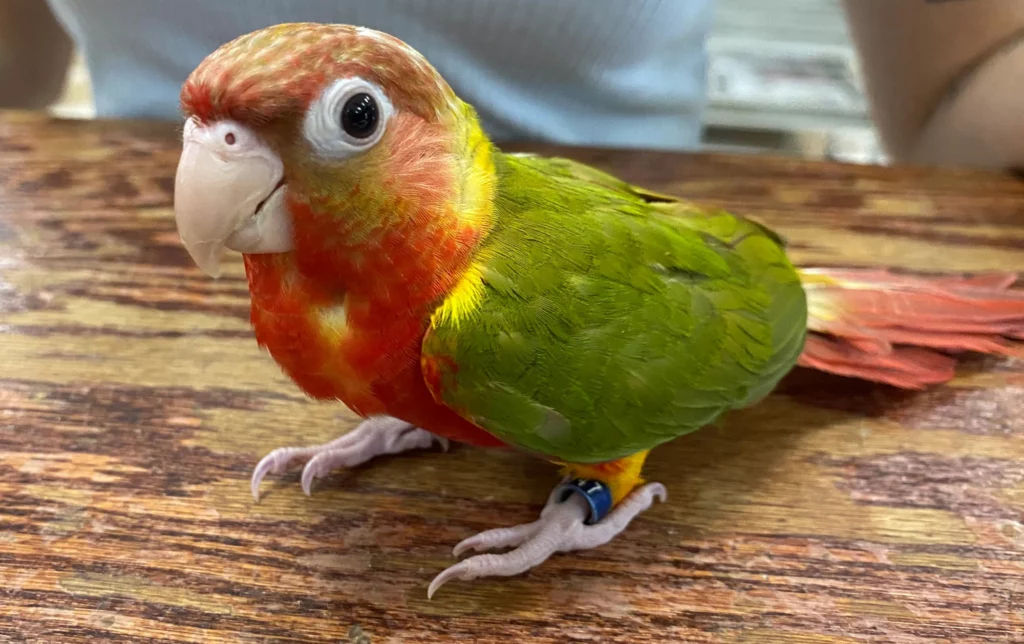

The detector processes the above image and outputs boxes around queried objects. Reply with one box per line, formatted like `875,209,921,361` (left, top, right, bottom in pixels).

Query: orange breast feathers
242,253,505,448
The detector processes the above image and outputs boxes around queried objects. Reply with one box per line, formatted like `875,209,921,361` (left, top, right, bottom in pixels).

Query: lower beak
173,117,288,277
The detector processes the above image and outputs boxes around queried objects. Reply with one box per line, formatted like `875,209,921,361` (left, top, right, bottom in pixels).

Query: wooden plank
1,112,1022,643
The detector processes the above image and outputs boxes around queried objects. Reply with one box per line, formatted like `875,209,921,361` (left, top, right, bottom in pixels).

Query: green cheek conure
171,23,1024,598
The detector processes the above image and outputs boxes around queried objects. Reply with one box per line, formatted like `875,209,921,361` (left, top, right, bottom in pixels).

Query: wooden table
1,111,1023,644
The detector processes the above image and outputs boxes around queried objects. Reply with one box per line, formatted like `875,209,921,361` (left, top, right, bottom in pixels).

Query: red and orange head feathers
173,23,496,299
181,22,458,127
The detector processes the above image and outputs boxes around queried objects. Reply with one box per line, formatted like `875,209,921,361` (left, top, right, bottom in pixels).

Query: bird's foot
250,415,448,500
428,479,666,598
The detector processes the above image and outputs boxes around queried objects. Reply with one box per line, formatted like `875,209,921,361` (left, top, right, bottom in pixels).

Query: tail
798,268,1024,389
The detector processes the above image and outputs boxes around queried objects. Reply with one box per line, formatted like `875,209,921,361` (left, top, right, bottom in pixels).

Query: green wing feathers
422,153,807,463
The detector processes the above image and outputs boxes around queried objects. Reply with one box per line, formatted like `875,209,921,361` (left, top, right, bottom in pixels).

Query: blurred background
43,0,886,165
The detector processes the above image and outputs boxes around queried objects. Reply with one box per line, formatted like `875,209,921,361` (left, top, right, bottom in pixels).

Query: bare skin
0,0,73,110
842,0,1024,169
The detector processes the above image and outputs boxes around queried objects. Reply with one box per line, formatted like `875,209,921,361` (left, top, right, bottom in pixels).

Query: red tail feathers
798,268,1024,389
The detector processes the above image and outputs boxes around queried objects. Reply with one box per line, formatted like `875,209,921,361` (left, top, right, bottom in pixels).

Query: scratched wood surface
1,110,1023,644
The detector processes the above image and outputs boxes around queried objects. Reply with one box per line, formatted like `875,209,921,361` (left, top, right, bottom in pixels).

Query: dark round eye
341,92,379,140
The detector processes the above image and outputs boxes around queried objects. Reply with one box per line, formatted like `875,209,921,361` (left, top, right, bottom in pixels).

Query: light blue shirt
46,0,712,150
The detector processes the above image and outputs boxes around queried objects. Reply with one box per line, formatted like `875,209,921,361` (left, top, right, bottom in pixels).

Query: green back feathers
422,153,807,463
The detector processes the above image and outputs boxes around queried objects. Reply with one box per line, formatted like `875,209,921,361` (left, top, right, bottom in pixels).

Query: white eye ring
303,77,393,159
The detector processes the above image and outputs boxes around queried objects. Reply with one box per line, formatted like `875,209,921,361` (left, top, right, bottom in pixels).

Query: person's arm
0,0,74,110
842,0,1024,169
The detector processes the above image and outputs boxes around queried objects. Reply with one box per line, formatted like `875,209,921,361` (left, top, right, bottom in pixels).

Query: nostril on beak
173,116,289,278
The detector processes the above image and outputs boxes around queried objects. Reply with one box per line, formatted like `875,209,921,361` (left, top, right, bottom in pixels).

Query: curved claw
300,455,323,497
298,447,365,496
649,483,668,503
251,446,307,501
428,560,473,599
429,547,556,599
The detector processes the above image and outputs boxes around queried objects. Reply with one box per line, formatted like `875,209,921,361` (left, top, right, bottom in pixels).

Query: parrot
171,23,1024,598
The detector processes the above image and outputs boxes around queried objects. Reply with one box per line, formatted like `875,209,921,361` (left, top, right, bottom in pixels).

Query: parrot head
174,23,496,289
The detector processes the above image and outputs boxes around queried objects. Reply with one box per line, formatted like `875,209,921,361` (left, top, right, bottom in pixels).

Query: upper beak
173,117,289,277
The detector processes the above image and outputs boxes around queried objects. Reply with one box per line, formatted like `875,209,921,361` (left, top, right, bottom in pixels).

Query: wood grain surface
1,111,1023,643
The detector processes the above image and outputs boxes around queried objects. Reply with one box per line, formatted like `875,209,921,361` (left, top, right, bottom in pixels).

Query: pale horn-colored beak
173,117,293,277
